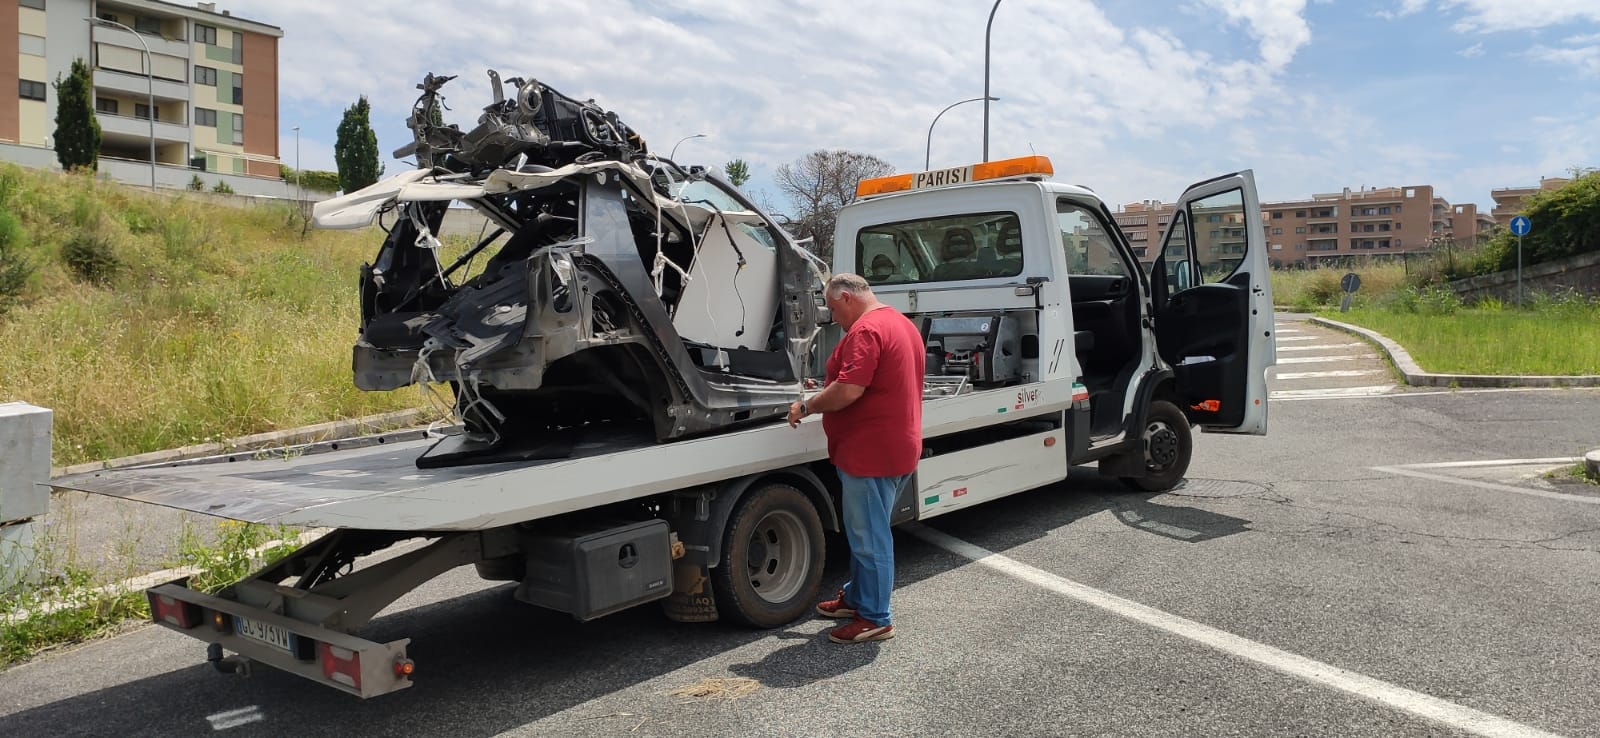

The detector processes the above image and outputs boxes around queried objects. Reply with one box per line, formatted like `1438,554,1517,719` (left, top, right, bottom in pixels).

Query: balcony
95,68,189,102
98,112,190,145
90,24,189,58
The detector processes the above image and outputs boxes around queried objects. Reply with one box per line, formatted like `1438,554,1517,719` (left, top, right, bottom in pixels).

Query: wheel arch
670,466,838,569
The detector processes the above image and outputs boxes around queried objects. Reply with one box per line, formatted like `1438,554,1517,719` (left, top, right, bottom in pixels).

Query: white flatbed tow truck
50,155,1275,698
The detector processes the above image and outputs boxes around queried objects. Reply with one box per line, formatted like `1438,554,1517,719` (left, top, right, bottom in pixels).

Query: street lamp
87,17,157,190
669,133,706,162
926,96,998,170
982,0,1004,162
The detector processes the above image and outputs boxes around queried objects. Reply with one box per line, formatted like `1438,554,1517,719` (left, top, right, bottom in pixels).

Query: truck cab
834,156,1277,490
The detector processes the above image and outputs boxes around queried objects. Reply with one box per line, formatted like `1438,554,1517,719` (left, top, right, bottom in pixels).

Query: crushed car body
313,72,824,468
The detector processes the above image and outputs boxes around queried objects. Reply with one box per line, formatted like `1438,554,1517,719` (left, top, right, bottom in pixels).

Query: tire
1120,399,1193,492
711,482,826,628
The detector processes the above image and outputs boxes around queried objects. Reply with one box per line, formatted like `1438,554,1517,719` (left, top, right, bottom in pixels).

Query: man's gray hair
825,273,872,299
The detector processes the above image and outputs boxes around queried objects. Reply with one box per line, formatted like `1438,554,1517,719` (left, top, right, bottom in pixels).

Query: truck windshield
855,211,1023,286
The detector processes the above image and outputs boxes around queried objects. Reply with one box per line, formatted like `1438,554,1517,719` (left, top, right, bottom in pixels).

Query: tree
52,58,101,172
1478,170,1600,274
723,159,751,188
773,150,895,261
334,95,381,193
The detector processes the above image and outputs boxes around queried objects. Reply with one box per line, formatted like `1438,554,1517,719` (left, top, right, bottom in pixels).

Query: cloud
1458,42,1486,57
1525,42,1600,76
1197,0,1312,69
1440,0,1600,33
1376,0,1430,20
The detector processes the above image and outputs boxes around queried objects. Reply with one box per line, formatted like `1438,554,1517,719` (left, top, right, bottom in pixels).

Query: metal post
1516,235,1523,305
982,0,1004,162
926,97,997,170
88,18,156,190
293,125,302,220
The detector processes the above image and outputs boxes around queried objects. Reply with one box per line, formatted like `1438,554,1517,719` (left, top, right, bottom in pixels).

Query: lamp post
982,0,1004,162
926,96,998,170
669,133,706,162
87,17,156,190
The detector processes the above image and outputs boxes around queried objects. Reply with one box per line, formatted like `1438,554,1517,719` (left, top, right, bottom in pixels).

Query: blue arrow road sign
1510,215,1531,237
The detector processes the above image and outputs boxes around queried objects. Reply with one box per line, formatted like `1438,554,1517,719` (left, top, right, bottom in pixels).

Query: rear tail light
211,610,233,633
148,593,202,629
394,658,416,678
319,642,362,690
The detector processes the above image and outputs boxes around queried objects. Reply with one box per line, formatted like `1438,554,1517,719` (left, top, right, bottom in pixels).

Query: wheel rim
744,509,810,604
1143,419,1180,471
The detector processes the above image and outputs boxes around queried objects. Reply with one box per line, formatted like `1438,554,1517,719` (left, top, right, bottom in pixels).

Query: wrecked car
313,72,825,468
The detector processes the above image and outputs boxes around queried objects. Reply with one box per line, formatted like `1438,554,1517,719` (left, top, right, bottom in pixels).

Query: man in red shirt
787,273,925,643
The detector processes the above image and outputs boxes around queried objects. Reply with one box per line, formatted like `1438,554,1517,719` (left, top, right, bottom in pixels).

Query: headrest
997,222,1022,255
942,227,976,260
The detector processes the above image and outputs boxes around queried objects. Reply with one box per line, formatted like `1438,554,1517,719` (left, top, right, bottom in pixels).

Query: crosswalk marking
1273,369,1386,380
1276,343,1365,353
1271,385,1395,400
1276,336,1317,342
1277,355,1359,365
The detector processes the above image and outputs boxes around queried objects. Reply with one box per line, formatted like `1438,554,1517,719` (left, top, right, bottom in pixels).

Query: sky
228,0,1600,215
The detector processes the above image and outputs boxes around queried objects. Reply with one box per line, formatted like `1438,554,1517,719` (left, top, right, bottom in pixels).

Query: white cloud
1459,42,1486,56
1376,0,1431,20
1197,0,1312,69
1440,0,1600,33
1526,43,1600,75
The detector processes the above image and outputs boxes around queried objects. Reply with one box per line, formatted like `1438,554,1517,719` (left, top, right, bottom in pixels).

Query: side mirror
1170,259,1192,292
814,294,833,324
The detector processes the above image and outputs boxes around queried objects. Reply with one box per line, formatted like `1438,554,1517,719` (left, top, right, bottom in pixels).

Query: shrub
188,174,205,192
61,233,119,284
212,181,235,195
0,211,33,315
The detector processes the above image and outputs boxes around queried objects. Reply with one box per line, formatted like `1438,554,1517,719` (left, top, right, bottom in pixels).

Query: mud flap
661,560,719,622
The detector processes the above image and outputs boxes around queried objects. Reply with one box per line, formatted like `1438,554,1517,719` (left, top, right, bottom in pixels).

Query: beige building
1490,176,1570,227
1114,184,1498,268
3,0,282,189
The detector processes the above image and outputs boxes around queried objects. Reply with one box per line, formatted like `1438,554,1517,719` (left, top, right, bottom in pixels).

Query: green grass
0,163,447,465
1323,306,1600,375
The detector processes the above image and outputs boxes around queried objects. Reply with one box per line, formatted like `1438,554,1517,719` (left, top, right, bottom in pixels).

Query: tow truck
49,75,1275,698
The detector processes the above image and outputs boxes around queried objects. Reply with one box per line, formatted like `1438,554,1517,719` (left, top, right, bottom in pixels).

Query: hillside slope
0,164,440,466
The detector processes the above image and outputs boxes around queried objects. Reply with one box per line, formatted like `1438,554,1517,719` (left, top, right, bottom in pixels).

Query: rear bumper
147,582,414,699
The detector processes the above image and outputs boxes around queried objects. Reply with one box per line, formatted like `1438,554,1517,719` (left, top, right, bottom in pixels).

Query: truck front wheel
712,482,826,628
1120,399,1192,492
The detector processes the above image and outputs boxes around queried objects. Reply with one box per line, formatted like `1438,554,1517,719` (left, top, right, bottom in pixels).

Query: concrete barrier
0,402,52,591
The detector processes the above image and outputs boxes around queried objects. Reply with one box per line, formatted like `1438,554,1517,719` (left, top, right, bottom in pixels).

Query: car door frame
1146,170,1275,435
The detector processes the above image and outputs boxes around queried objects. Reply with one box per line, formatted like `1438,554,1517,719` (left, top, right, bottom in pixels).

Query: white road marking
1403,457,1579,469
1276,336,1318,342
207,706,265,730
1274,328,1303,333
1271,385,1396,400
1276,343,1366,352
1277,355,1359,365
1272,369,1386,380
906,523,1566,738
1372,465,1600,506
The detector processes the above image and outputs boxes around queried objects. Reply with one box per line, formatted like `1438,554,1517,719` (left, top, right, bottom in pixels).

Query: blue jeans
838,469,912,626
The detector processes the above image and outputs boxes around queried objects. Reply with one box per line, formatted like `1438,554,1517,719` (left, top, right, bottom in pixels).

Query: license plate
235,615,294,653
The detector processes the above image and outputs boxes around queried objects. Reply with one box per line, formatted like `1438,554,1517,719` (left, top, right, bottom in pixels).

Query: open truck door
1149,171,1276,434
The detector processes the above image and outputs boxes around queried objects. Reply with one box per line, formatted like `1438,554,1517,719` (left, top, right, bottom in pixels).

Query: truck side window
1057,202,1127,277
855,212,1022,284
1189,189,1248,284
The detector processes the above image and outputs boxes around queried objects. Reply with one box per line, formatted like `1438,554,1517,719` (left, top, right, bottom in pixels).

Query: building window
95,98,119,114
19,80,47,101
232,113,244,145
1378,223,1390,232
232,76,243,105
1295,210,1306,218
196,24,218,45
1272,211,1283,219
1295,226,1307,234
195,66,218,86
20,0,45,9
1272,227,1283,235
134,16,162,34
19,33,46,56
232,32,244,64
135,103,153,120
1378,206,1391,215
195,107,217,127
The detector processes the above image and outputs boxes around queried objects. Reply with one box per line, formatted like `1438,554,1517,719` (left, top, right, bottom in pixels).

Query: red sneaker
815,589,857,619
828,616,894,644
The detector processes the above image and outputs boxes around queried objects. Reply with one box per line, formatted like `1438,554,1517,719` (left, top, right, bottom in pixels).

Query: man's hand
786,401,806,428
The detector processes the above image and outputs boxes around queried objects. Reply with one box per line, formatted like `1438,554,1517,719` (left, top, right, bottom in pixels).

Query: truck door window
1057,202,1127,276
1190,189,1248,283
855,212,1022,284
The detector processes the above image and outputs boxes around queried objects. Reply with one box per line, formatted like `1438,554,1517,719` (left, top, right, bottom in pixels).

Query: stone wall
1448,250,1600,303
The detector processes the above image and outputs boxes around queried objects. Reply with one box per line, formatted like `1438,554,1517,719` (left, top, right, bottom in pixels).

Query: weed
61,233,119,284
212,181,235,195
188,174,205,192
0,211,33,316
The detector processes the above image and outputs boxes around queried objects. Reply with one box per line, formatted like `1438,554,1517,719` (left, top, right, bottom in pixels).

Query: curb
1587,450,1600,482
50,407,445,479
1308,317,1600,389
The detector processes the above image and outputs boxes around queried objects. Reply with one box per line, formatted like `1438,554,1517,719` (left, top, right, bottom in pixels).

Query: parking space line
906,523,1564,738
1371,465,1600,506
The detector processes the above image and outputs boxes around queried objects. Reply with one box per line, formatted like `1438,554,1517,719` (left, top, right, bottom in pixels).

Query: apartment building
1114,184,1497,268
1490,176,1570,227
2,0,281,189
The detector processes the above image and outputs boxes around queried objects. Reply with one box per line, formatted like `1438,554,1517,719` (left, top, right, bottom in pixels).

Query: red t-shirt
822,305,926,477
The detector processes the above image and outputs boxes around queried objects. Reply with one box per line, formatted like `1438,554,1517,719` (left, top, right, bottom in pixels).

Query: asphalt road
3,317,1599,738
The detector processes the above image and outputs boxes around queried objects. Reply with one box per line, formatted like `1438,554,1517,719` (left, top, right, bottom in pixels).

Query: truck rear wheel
712,482,826,628
1120,399,1192,492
